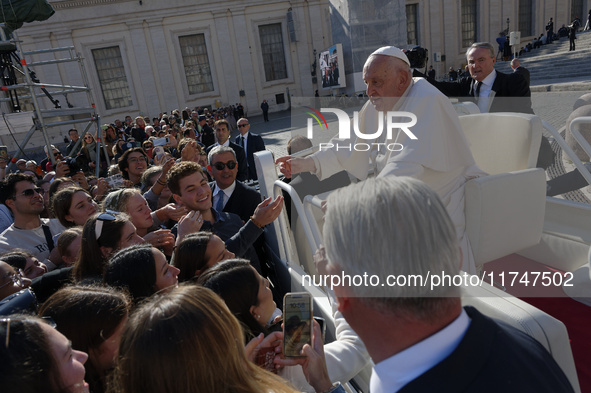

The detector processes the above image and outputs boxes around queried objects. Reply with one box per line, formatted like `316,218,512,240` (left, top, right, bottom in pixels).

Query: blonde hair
110,285,297,393
102,188,141,213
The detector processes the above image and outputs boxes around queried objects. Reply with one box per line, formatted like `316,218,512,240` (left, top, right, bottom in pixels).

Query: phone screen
283,292,312,357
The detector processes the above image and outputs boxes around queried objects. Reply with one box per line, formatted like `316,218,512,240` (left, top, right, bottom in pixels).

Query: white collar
220,140,230,147
240,131,250,139
369,308,470,393
480,69,497,88
214,180,236,198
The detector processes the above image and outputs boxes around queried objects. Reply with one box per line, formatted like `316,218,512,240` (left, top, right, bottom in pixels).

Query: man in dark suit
511,58,530,86
321,177,574,393
261,100,269,122
207,145,274,286
205,119,247,181
198,115,216,148
427,65,435,79
208,145,261,222
235,117,266,180
417,42,533,114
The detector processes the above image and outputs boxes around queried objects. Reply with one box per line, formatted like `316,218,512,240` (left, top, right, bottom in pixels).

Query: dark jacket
416,69,533,114
235,133,266,180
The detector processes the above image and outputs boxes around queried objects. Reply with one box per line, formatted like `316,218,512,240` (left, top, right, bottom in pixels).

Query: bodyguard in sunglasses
207,146,261,224
0,174,65,271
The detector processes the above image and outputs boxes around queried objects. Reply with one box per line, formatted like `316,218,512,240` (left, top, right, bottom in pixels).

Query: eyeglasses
127,157,148,164
213,161,237,170
95,210,120,240
14,187,44,199
84,136,93,140
144,144,153,149
238,124,249,128
0,269,24,290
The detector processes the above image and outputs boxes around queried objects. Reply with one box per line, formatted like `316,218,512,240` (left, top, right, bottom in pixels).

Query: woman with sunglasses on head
39,285,131,393
73,211,144,283
0,315,89,393
103,244,179,305
103,189,176,255
52,187,98,228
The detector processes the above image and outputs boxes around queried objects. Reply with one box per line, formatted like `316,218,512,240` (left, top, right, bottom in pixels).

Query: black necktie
240,136,245,147
474,81,481,99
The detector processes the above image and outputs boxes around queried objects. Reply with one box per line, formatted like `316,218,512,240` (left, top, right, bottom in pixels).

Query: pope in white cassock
276,46,486,274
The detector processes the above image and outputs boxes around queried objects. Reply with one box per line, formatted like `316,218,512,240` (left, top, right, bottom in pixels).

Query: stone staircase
494,30,591,84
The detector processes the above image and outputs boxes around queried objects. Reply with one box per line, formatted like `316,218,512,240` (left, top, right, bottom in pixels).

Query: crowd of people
0,105,358,393
0,41,579,393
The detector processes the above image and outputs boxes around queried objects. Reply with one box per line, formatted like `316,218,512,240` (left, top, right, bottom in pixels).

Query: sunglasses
0,269,24,290
2,315,56,349
14,187,44,199
238,124,249,128
95,210,120,240
144,144,153,149
213,161,237,170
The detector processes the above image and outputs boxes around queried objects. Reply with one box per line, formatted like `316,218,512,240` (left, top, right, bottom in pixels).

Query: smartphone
106,173,124,189
283,292,313,357
153,136,170,147
152,146,165,161
0,146,7,161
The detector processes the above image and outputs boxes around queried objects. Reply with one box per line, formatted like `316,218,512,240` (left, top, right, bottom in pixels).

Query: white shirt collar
240,131,250,139
369,308,471,393
221,139,230,147
479,69,496,90
214,180,236,197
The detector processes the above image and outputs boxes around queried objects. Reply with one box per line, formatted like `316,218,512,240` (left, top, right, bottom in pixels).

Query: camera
404,46,428,69
65,156,81,174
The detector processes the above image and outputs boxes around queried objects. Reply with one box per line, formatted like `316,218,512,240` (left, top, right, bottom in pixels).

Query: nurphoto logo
305,106,418,152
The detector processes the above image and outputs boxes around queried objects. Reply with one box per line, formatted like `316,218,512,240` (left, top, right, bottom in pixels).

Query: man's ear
4,198,15,211
333,285,352,314
172,193,183,206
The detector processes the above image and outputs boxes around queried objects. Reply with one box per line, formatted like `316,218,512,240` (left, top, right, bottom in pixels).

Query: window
275,93,285,104
406,4,418,45
91,46,132,110
518,0,533,36
259,23,287,81
461,0,477,47
178,34,214,95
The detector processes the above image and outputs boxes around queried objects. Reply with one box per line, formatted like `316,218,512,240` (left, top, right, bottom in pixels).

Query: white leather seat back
465,168,546,269
459,113,542,174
